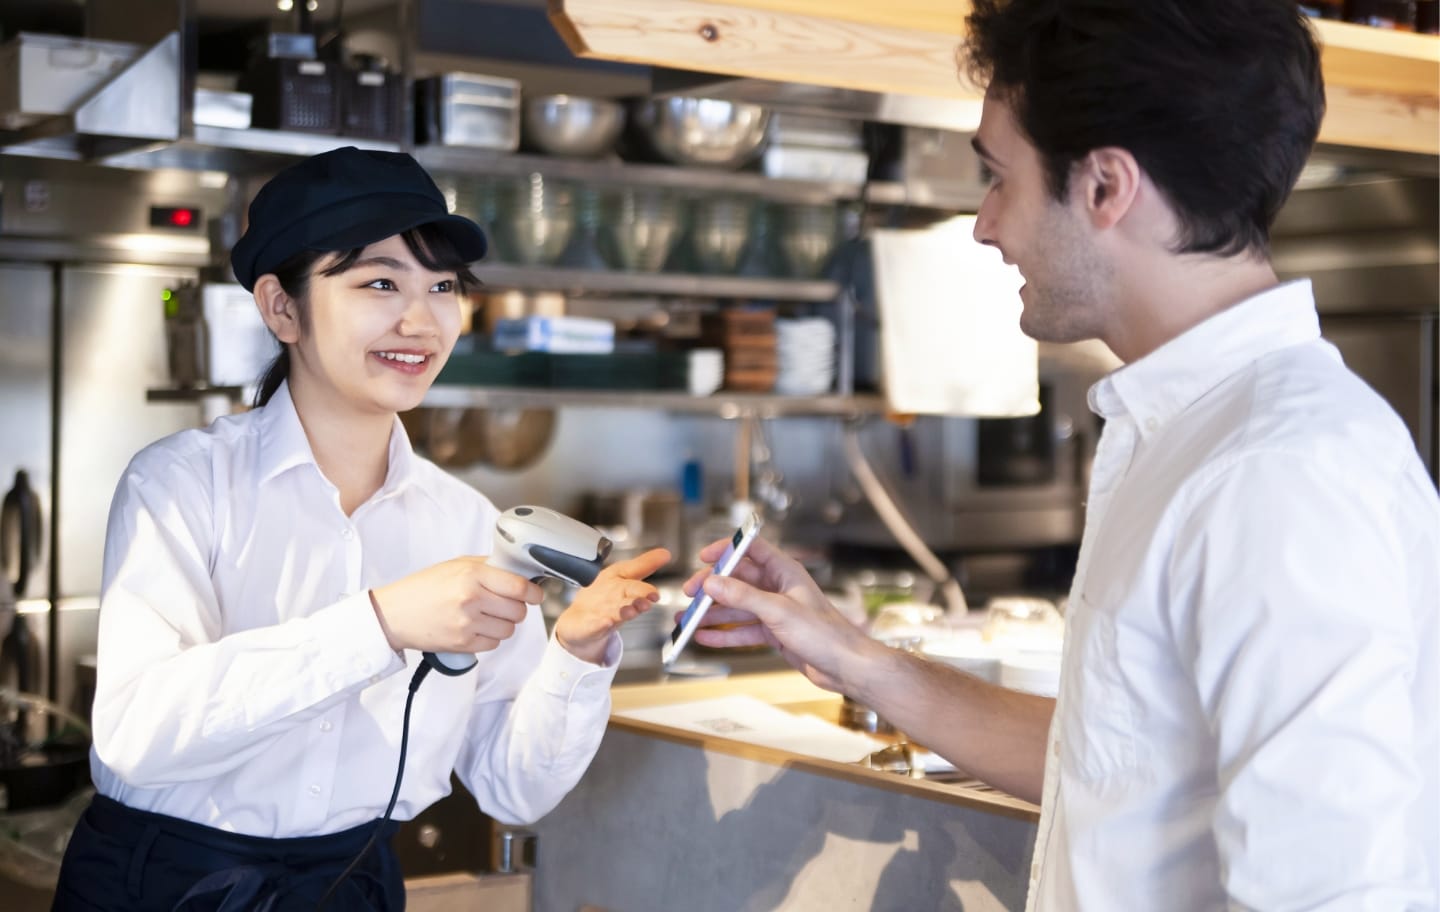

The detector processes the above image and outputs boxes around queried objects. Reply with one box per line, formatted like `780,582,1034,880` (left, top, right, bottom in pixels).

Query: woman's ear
253,274,301,345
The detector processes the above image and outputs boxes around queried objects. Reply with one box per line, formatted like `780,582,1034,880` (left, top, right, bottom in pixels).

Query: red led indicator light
151,205,201,229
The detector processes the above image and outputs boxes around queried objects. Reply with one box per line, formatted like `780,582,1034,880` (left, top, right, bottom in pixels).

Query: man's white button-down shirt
90,382,620,837
1026,281,1439,910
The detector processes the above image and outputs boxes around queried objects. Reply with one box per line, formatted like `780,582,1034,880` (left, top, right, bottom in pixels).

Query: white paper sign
871,215,1038,417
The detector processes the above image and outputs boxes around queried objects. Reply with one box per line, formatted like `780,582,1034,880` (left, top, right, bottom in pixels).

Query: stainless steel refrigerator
0,260,202,711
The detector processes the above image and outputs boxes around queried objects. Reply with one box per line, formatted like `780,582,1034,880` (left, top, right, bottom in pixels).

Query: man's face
971,92,1112,345
290,233,464,417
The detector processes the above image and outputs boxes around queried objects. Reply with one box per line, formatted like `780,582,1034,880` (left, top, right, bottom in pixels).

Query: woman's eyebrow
351,256,411,271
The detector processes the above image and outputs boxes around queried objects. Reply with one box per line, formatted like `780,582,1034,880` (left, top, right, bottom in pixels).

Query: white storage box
193,88,253,129
763,145,870,184
0,32,143,130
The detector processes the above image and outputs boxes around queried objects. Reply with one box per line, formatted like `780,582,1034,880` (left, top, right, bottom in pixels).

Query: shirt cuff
536,630,621,701
305,591,406,690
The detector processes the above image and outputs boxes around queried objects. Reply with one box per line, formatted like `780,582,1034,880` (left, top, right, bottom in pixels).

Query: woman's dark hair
961,0,1324,257
253,222,481,407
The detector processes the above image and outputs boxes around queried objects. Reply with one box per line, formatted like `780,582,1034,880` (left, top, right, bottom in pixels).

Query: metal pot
480,407,555,470
404,407,555,470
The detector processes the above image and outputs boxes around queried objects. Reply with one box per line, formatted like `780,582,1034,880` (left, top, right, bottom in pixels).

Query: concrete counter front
529,672,1040,912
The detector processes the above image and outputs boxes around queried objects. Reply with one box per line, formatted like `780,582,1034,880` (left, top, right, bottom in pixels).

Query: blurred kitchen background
0,0,1434,906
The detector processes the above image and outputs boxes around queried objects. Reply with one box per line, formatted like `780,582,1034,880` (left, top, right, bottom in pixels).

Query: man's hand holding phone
661,514,762,669
679,531,881,695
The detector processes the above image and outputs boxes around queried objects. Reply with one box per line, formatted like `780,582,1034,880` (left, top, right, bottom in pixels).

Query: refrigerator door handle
1,469,43,598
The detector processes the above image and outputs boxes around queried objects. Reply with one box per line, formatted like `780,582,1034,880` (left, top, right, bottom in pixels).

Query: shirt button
1052,740,1060,758
320,720,333,733
368,675,380,685
560,670,570,680
1144,417,1159,432
342,527,355,540
308,784,321,797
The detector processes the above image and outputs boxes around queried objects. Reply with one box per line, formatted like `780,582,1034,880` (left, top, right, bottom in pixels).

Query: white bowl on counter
918,631,1004,683
998,653,1062,697
920,624,1063,695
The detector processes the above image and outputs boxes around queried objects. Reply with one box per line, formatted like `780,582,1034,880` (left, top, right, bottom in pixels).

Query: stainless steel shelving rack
422,385,886,418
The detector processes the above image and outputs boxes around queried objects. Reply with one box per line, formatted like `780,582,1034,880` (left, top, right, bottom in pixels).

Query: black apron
51,794,405,911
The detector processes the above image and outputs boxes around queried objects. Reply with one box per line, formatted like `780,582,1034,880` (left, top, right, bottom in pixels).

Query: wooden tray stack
703,308,777,392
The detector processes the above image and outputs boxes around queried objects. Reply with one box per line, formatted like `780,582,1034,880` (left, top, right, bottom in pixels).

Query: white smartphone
661,512,763,670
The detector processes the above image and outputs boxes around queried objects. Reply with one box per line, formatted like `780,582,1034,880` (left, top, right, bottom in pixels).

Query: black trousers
51,794,405,912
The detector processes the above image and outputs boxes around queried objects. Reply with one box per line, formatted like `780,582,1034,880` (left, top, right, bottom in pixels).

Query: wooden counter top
609,671,1041,822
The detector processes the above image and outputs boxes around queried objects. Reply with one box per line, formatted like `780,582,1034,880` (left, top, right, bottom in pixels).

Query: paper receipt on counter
616,695,884,763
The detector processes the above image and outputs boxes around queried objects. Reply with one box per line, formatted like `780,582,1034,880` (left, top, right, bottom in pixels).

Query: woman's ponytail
253,348,290,407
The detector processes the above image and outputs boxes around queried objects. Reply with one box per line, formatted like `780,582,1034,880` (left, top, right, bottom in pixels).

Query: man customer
687,1,1439,908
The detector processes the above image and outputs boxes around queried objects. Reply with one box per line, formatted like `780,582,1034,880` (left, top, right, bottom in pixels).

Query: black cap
230,146,486,291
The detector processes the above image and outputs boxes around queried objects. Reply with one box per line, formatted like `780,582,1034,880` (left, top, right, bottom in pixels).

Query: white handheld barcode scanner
423,506,612,675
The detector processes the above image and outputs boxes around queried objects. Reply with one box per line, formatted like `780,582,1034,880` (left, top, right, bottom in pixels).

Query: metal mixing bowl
631,97,771,169
523,95,625,158
779,203,840,278
690,195,755,274
607,188,686,272
495,174,575,266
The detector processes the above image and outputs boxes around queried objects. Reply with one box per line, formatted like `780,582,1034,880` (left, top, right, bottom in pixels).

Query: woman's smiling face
289,233,465,417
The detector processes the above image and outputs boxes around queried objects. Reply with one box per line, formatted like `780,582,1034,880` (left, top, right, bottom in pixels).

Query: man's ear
1075,147,1141,230
253,274,301,345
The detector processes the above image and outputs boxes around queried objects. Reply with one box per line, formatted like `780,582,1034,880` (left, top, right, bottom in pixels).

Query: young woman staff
52,146,668,911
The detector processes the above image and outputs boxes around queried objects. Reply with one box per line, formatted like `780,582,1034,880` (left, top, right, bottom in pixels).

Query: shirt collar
1088,279,1321,434
255,381,313,484
256,381,425,500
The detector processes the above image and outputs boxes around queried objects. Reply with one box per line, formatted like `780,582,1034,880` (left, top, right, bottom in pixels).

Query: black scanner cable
316,661,431,909
318,543,609,907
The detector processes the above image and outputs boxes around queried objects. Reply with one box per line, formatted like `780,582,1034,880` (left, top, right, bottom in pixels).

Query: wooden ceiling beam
550,0,1439,157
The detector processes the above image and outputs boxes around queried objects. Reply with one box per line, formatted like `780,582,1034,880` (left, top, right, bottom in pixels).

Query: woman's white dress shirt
90,382,620,837
1028,281,1439,910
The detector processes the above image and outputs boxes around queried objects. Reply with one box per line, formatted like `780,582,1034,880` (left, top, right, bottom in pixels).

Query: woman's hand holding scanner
370,558,542,657
373,505,614,675
683,535,881,693
555,548,671,664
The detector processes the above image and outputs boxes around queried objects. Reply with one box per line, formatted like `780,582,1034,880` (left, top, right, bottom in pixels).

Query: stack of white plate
688,348,724,396
775,317,836,395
